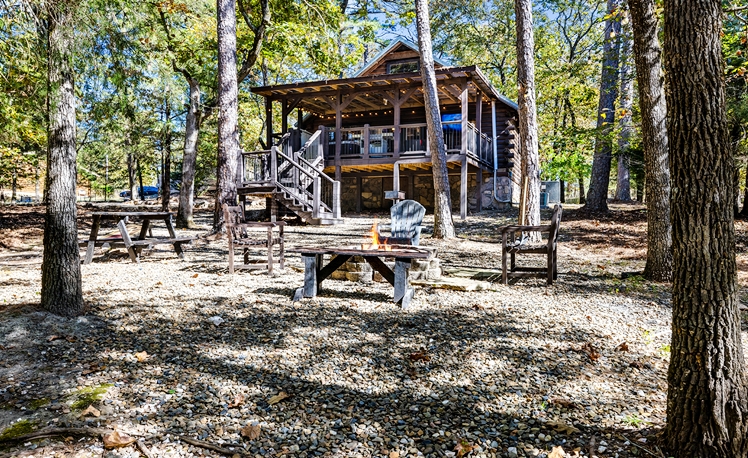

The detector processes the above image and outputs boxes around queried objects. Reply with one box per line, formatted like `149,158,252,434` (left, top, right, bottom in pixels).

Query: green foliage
0,419,38,441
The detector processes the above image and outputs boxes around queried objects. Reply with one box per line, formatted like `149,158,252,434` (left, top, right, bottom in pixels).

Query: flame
365,220,392,251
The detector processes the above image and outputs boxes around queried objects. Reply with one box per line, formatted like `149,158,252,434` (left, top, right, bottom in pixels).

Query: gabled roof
353,39,449,78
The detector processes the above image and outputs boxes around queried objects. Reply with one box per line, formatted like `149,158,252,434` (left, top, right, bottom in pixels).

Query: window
387,60,419,74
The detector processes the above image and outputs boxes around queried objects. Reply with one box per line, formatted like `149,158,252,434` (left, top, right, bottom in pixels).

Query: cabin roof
352,39,449,77
251,65,518,115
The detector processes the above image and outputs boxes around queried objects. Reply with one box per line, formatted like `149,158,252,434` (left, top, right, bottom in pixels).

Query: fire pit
289,244,436,309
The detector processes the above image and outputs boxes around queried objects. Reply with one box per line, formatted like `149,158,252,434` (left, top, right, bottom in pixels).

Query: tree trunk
629,0,672,281
41,2,83,317
161,100,172,212
176,79,201,228
136,157,144,201
127,152,136,201
415,0,454,239
514,0,541,235
560,179,565,203
615,11,633,202
212,0,240,232
635,178,643,202
578,175,585,204
664,0,748,455
741,163,748,217
11,164,17,201
583,0,621,212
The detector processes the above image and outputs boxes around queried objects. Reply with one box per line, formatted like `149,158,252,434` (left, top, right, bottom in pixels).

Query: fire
365,221,392,251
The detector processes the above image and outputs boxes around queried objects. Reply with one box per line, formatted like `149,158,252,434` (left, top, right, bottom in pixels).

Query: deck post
265,97,273,148
393,87,401,160
476,91,482,161
313,177,321,219
335,91,342,181
356,176,362,212
492,101,498,171
363,124,370,161
281,96,288,134
476,166,483,212
332,181,341,219
460,80,469,220
393,162,400,193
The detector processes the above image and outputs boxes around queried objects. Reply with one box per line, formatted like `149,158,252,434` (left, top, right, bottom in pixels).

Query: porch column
335,91,342,181
491,101,498,170
460,80,468,220
393,162,400,193
475,92,483,212
265,97,273,148
281,96,288,134
393,89,401,160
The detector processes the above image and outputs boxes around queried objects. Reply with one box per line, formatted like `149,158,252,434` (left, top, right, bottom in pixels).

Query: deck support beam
265,97,273,148
460,80,468,220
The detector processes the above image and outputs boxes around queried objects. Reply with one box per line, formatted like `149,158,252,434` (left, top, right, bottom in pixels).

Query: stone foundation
328,255,442,283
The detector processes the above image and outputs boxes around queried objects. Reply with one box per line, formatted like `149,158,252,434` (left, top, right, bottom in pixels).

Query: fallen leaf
134,351,149,362
47,335,61,342
408,349,431,362
192,273,199,278
454,438,477,458
389,452,400,458
102,430,136,449
228,394,245,408
548,445,567,458
268,391,290,405
546,420,580,435
616,342,629,352
240,423,261,440
581,342,600,361
79,405,100,418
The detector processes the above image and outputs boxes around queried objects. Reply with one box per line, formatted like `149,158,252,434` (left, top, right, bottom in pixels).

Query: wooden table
81,211,192,264
288,245,435,309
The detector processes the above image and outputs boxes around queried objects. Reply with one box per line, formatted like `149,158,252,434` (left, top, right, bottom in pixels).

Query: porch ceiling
251,66,518,116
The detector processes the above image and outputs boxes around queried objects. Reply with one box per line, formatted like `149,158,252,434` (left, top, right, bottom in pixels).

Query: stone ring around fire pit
289,245,437,309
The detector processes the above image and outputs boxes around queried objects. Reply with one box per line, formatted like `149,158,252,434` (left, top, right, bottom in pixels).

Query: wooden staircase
237,130,344,226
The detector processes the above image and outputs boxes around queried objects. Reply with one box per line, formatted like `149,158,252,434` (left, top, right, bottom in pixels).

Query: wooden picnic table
288,245,435,309
81,211,193,264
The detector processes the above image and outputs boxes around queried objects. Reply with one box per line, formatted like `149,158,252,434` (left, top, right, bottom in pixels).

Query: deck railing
324,121,492,167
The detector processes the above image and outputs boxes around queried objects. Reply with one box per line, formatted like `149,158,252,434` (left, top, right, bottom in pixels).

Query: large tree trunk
161,100,172,212
629,0,672,281
741,163,748,217
615,11,633,202
664,0,748,455
415,0,454,239
212,0,240,232
583,0,621,212
176,79,201,228
41,2,83,317
514,0,541,233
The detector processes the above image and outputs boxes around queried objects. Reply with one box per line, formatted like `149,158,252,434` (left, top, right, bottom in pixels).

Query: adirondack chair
377,199,426,246
223,203,285,274
500,204,562,285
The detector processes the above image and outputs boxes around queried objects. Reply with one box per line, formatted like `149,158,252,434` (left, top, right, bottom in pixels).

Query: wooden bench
223,204,285,274
500,204,562,285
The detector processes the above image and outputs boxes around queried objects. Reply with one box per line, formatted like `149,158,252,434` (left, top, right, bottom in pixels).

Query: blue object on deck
441,114,462,130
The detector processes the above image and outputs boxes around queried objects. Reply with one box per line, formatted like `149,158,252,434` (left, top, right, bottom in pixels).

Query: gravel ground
0,203,738,458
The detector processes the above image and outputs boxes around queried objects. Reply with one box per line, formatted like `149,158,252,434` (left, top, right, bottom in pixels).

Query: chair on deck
222,203,285,274
500,204,562,285
377,199,426,246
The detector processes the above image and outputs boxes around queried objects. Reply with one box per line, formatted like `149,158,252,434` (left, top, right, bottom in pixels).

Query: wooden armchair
500,204,562,285
222,203,285,274
377,199,426,246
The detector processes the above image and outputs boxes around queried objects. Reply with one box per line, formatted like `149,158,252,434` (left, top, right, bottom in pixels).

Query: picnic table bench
80,211,193,264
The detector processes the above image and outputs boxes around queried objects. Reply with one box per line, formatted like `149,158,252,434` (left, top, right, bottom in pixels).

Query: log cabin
237,39,519,225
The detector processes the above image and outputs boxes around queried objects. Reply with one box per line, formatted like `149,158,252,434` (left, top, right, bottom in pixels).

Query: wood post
393,162,400,193
313,176,321,218
265,97,273,148
393,88,401,160
363,124,370,161
460,80,468,220
461,156,468,220
356,176,362,212
491,101,498,171
332,181,341,219
476,91,483,162
281,96,288,134
335,91,342,181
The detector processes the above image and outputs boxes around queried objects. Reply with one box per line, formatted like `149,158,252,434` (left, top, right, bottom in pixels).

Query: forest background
0,0,746,211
